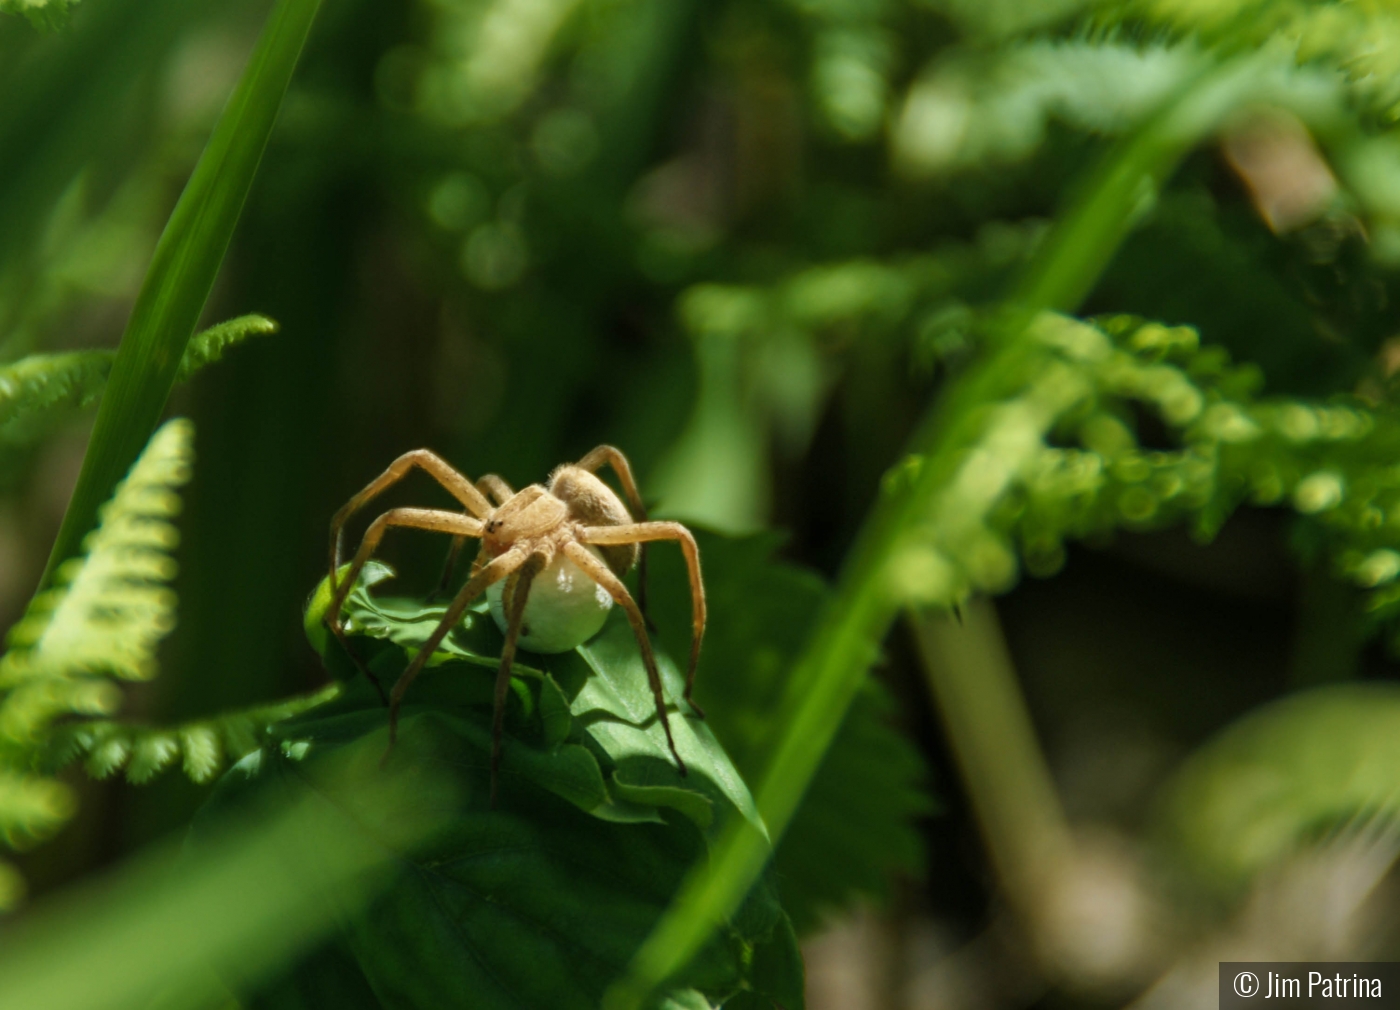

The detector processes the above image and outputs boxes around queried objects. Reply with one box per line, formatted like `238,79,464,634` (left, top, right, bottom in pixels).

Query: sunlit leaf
212,588,803,1008
303,563,767,840
647,531,934,933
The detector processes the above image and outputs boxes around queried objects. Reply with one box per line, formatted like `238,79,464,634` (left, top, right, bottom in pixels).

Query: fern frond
892,41,1205,175
43,685,338,785
0,351,111,433
0,418,192,762
891,38,1349,178
10,419,192,683
174,313,279,382
928,0,1091,39
1093,0,1400,116
0,770,74,850
0,419,196,904
887,311,1400,643
1159,683,1400,893
680,235,1046,352
0,416,337,909
0,314,278,447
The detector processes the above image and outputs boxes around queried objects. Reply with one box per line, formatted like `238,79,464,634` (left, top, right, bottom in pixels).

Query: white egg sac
485,547,615,653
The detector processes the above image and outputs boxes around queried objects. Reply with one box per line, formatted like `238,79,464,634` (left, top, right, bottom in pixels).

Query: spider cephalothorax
323,445,704,803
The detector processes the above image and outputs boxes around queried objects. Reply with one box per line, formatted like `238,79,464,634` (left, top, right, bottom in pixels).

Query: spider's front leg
490,553,544,807
324,508,484,703
329,450,492,580
426,474,517,602
384,545,528,756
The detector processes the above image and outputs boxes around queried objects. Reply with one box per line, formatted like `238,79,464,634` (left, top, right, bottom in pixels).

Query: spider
323,445,705,803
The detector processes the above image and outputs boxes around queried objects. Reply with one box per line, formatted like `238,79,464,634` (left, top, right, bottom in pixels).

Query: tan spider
323,445,705,802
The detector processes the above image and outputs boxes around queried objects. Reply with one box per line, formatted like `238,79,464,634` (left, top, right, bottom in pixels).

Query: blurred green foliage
8,0,1400,1005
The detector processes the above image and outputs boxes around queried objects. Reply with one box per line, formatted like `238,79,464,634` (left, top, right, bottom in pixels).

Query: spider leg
575,445,647,518
427,534,468,603
422,478,516,602
477,474,515,505
490,553,544,808
384,545,529,761
445,535,495,599
490,483,548,520
579,521,706,718
326,508,484,700
330,450,492,579
563,542,687,776
574,445,655,628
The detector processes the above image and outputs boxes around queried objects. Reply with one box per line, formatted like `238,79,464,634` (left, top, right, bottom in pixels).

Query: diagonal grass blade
39,0,324,587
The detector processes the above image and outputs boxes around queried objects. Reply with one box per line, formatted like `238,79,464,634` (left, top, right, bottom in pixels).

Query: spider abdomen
548,464,639,576
485,547,614,653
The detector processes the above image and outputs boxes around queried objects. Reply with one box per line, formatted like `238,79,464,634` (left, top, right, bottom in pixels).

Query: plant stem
908,601,1074,929
603,53,1259,1009
39,0,324,587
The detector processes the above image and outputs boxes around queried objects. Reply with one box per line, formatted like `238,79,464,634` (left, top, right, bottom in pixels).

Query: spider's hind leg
580,521,707,720
563,541,687,776
573,445,656,629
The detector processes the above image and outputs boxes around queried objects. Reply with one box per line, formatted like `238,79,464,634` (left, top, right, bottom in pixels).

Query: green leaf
302,564,767,840
746,912,805,1010
40,0,323,587
245,936,382,1010
272,558,799,1006
1156,683,1400,897
646,531,933,933
568,618,765,839
539,672,574,748
202,667,794,1009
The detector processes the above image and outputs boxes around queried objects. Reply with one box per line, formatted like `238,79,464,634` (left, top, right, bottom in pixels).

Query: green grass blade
0,751,446,1010
603,53,1263,1010
39,0,323,586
